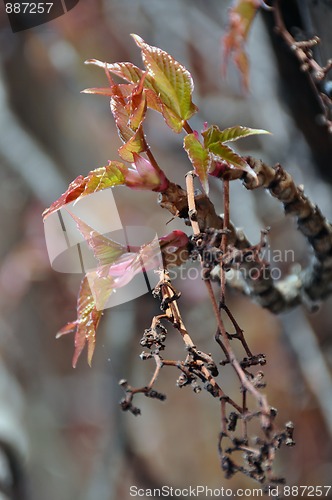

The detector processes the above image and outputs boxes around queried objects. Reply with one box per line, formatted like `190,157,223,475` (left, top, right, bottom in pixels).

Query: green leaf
183,133,211,193
203,125,270,146
57,276,103,367
161,104,185,133
132,34,197,122
208,142,248,170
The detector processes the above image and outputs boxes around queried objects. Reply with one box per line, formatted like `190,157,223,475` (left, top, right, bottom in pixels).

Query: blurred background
0,0,332,499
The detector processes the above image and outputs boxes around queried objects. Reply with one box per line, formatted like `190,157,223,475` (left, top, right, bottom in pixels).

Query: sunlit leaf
42,176,86,218
144,88,163,113
183,133,211,193
159,103,184,133
81,87,114,97
132,34,197,122
84,162,127,195
82,83,135,99
117,127,147,162
202,124,270,146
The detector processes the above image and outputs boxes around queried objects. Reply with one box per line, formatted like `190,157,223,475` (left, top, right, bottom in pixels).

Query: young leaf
110,96,146,151
67,213,127,267
160,103,185,134
81,87,114,97
117,127,147,163
83,162,127,195
43,163,126,219
131,34,198,122
223,0,261,90
183,133,210,193
42,176,86,218
129,84,147,131
57,276,103,367
131,153,168,191
202,124,270,146
103,61,146,84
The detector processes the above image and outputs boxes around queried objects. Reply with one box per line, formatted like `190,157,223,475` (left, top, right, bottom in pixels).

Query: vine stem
185,171,201,236
205,278,271,428
183,121,194,134
144,140,169,178
220,179,230,305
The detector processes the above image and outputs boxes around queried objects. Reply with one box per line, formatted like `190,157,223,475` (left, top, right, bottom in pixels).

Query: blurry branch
243,157,332,306
0,62,66,204
161,159,332,313
273,0,332,132
0,364,28,500
281,310,332,438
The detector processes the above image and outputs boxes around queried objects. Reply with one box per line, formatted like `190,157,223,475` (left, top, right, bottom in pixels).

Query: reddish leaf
144,88,163,113
43,163,126,219
129,83,147,131
82,83,135,99
223,0,261,90
57,276,103,367
42,176,86,218
111,96,137,144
